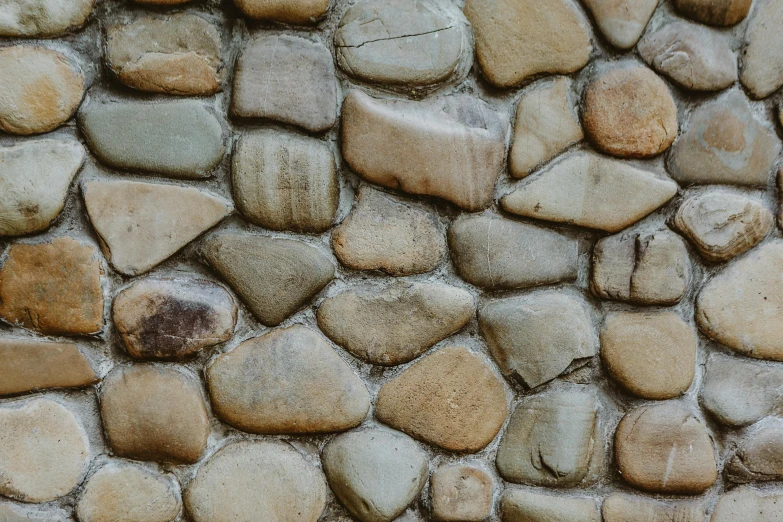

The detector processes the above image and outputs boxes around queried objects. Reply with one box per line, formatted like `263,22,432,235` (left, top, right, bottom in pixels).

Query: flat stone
602,494,705,522
449,214,578,289
742,0,783,98
76,463,181,522
207,325,369,434
639,21,737,91
0,399,90,502
496,390,601,487
583,63,678,158
711,486,783,522
696,241,783,361
0,0,93,36
334,0,470,86
479,290,597,389
501,490,600,522
582,0,656,49
675,0,752,26
332,187,446,275
668,90,781,185
726,423,783,483
673,191,773,262
0,46,84,135
232,0,330,24
591,230,691,305
501,151,678,232
0,139,85,236
100,365,210,464
376,346,508,452
509,77,583,177
322,427,428,522
463,0,592,88
0,237,103,335
317,281,474,366
113,278,237,359
106,13,223,96
0,338,97,396
79,100,225,178
341,90,508,211
231,35,337,132
200,233,334,326
431,465,493,522
615,403,717,494
185,440,326,522
0,502,69,522
601,311,697,400
232,130,338,233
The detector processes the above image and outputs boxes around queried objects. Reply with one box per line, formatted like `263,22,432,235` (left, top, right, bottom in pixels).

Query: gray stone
501,490,600,522
0,502,69,522
602,494,705,522
675,0,752,26
431,465,493,522
741,0,783,98
727,423,783,483
582,0,656,49
711,486,783,522
0,0,93,37
232,0,330,24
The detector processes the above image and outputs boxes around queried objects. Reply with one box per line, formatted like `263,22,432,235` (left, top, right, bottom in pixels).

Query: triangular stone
583,0,657,49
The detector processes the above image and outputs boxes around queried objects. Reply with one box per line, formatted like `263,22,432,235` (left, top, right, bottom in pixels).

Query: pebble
0,237,103,335
231,35,337,133
201,233,334,326
501,490,600,522
322,427,428,522
232,0,330,24
185,440,326,522
501,151,678,232
0,399,90,502
0,139,85,236
614,403,717,494
232,130,338,233
449,214,578,289
0,0,94,37
711,486,783,522
113,278,237,359
741,0,783,98
0,338,97,396
376,346,508,452
431,465,493,522
675,0,752,26
100,365,210,464
341,90,508,211
726,423,783,483
332,187,445,275
582,0,656,49
316,281,474,366
602,494,705,522
463,0,592,88
0,502,69,522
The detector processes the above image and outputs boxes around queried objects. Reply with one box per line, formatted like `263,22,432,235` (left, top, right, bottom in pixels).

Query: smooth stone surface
231,35,337,132
376,346,508,452
675,0,752,26
711,487,783,522
113,278,237,359
341,90,508,211
232,130,338,233
0,502,69,522
317,281,474,366
431,465,493,522
582,0,656,49
741,0,783,98
233,0,330,23
0,338,97,396
501,151,678,232
0,139,85,236
501,490,600,522
201,233,334,326
727,424,783,483
0,0,93,36
602,494,705,522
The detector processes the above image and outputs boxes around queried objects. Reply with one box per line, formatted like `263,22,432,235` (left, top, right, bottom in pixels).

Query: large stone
232,0,330,24
582,0,656,49
602,494,705,522
0,0,93,36
200,233,334,326
376,346,507,452
113,278,237,359
501,151,678,232
0,139,85,236
341,90,508,211
185,440,326,522
317,282,474,366
711,487,783,522
675,0,752,26
0,502,69,522
231,35,337,133
0,237,103,335
726,423,783,483
431,465,493,522
501,490,600,521
741,0,783,98
0,338,97,396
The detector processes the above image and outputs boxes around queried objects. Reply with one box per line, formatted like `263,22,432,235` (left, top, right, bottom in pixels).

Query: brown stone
0,338,97,396
233,0,330,24
431,465,493,522
582,0,657,49
675,0,752,26
602,494,705,522
502,490,600,521
711,486,783,522
726,424,783,483
133,0,189,4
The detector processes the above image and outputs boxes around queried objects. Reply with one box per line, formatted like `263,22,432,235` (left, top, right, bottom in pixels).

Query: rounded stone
232,0,330,24
501,490,600,521
602,494,705,522
711,486,783,522
0,0,94,37
582,0,657,50
675,0,752,26
431,465,493,522
740,0,783,98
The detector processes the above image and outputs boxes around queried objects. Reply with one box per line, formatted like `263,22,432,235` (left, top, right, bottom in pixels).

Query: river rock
501,490,600,522
0,338,97,396
602,494,705,522
726,423,783,483
675,0,752,26
431,465,493,522
0,502,69,522
741,0,783,98
0,0,94,36
711,487,783,522
232,0,330,24
582,0,656,49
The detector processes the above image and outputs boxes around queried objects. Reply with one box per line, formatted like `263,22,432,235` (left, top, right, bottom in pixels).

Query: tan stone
0,0,94,37
134,0,189,4
711,486,783,522
726,424,783,483
602,494,705,522
431,465,493,522
501,490,600,521
0,338,97,396
233,0,330,24
675,0,752,26
582,0,657,49
0,502,69,522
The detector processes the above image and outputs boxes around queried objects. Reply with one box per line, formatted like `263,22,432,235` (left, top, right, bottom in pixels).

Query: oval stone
0,0,94,37
232,0,330,24
712,486,783,522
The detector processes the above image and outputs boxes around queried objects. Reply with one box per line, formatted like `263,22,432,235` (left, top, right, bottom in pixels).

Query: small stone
0,399,90,502
0,502,69,522
106,14,223,96
113,278,237,359
0,46,84,135
341,90,508,211
668,90,781,185
317,281,474,366
582,0,656,49
0,338,98,396
711,486,783,522
501,490,600,522
133,0,189,4
431,465,493,522
463,0,592,88
76,463,181,522
322,427,428,522
673,191,773,262
231,35,337,133
602,494,705,522
0,237,103,335
496,390,601,487
726,423,783,483
0,0,94,37
232,0,330,24
449,214,578,290
509,77,583,177
741,0,783,98
185,440,326,522
479,290,597,389
675,0,752,26
583,63,678,158
100,365,210,464
201,233,334,326
332,187,446,275
232,130,338,233
501,151,678,232
0,139,85,236
615,403,717,494
376,346,508,452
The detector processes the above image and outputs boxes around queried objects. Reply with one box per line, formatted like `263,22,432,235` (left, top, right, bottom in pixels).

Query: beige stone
582,0,657,49
726,424,783,483
0,0,94,37
233,0,330,24
675,0,752,26
711,486,783,522
741,0,783,98
602,494,705,522
0,502,69,522
0,338,97,396
501,490,600,521
133,0,190,4
431,465,493,522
